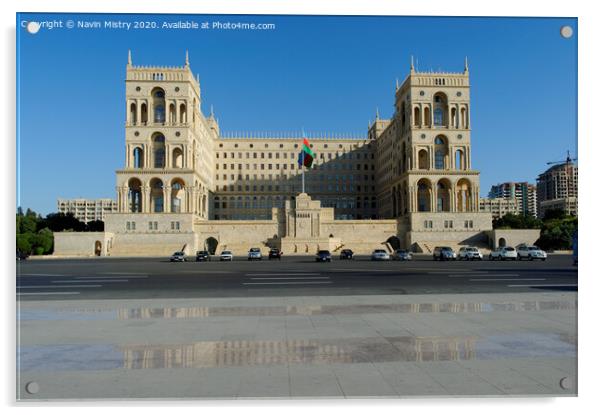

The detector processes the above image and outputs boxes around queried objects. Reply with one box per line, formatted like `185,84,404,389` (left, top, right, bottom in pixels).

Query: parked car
371,249,390,261
517,245,547,261
248,247,262,261
16,250,29,261
458,246,483,261
316,250,332,262
339,249,354,260
489,246,518,261
392,249,412,261
219,250,234,261
268,248,282,260
170,251,186,262
195,250,211,261
433,246,457,261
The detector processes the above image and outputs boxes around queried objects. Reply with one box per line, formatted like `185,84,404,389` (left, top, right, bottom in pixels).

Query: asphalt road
15,254,577,300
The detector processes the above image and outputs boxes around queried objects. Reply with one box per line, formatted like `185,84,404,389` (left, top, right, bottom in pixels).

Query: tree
493,213,542,230
16,233,32,254
32,228,54,254
536,216,578,251
43,212,86,232
86,220,105,232
543,208,567,221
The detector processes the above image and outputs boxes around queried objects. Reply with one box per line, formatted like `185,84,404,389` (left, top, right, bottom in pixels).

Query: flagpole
302,166,305,194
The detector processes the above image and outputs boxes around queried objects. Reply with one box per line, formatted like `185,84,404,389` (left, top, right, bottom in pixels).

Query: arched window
437,180,451,212
172,147,183,168
171,179,185,213
434,136,448,169
435,150,445,169
461,107,468,128
413,107,421,127
128,178,142,212
434,108,444,126
133,147,144,168
152,134,166,168
140,103,148,124
455,149,464,170
152,88,166,123
129,103,137,124
424,107,431,127
456,179,472,212
179,103,187,124
417,179,431,212
433,92,448,126
150,178,164,213
418,149,429,170
169,103,176,124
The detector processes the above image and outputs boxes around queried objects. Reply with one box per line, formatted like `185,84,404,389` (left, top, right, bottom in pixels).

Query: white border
3,1,599,414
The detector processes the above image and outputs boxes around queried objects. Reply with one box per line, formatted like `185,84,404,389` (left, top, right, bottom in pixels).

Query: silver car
219,250,234,261
371,249,391,261
458,246,483,261
247,248,262,261
489,246,518,261
517,245,547,261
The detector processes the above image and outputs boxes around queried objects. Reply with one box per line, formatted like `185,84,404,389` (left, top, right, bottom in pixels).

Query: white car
219,250,234,261
247,248,262,261
371,249,390,261
517,245,547,261
458,246,483,261
489,246,518,261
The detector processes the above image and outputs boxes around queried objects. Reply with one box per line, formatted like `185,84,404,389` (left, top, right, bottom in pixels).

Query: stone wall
195,220,279,255
321,220,400,253
487,229,541,249
54,232,114,257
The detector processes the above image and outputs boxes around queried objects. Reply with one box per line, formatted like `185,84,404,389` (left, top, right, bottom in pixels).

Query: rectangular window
126,222,131,230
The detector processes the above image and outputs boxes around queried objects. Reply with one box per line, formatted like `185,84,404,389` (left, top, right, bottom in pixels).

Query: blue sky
17,13,577,215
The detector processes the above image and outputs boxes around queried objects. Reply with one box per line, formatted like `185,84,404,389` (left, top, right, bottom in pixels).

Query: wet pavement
17,291,577,400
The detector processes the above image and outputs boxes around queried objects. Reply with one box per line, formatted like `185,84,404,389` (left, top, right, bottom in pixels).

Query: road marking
469,278,546,282
448,274,519,278
18,285,102,289
250,277,330,280
76,276,147,279
17,292,81,296
52,279,128,283
243,281,332,285
428,270,481,274
331,269,398,273
18,273,65,277
507,284,578,288
179,271,234,274
245,273,321,277
99,272,148,275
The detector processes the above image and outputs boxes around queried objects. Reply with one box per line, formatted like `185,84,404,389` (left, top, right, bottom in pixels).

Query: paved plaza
16,256,577,400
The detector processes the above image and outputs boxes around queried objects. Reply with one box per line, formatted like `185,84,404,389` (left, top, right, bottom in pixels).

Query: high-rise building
57,198,118,223
536,159,578,218
488,182,537,217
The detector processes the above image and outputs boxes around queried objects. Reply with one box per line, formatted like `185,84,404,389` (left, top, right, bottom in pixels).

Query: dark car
16,250,29,261
339,249,354,260
316,250,332,262
268,248,282,260
196,250,211,261
393,249,412,261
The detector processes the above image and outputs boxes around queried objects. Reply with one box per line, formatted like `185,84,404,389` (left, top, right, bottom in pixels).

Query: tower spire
127,49,132,66
185,50,190,67
410,55,415,73
464,56,469,73
396,77,399,89
375,107,380,120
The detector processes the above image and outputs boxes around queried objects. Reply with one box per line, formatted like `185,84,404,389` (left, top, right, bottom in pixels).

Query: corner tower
115,51,216,219
374,57,492,250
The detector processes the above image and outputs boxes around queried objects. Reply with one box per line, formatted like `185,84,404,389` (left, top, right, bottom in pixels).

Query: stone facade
54,53,496,257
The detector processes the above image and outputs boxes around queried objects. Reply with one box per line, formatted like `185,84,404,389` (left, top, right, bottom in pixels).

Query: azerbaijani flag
297,137,315,168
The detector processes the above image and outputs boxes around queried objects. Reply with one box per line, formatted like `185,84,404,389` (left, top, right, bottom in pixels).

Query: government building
55,52,537,257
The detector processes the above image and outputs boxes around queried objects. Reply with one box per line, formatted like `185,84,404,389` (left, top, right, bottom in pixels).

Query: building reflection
121,335,479,369
115,300,576,321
